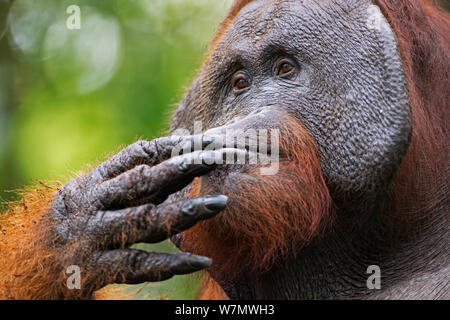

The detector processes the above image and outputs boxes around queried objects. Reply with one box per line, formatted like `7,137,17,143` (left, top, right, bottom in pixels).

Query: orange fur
192,0,449,297
0,183,142,300
374,0,449,237
1,0,447,301
210,0,253,49
181,115,334,282
196,274,229,300
0,184,63,299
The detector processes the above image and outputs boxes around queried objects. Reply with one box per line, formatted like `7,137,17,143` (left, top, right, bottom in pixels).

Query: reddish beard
181,116,334,281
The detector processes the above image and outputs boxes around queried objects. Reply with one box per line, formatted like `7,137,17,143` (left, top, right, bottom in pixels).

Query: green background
0,0,233,299
1,0,449,300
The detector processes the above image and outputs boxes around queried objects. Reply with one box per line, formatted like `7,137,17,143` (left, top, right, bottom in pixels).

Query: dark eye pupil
279,63,293,75
235,78,248,90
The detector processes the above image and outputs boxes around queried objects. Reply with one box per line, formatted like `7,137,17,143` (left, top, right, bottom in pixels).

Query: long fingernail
204,195,228,211
189,255,212,269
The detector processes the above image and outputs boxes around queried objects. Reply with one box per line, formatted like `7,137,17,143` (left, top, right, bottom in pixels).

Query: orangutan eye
232,72,251,92
276,59,295,77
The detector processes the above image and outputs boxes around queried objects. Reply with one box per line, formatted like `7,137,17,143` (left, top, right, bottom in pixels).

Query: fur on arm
0,183,72,299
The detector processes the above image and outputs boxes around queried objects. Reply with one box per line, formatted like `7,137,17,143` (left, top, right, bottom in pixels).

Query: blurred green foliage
0,0,232,299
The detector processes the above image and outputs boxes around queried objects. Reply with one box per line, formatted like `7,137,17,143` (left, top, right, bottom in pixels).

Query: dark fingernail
204,195,228,211
189,255,212,269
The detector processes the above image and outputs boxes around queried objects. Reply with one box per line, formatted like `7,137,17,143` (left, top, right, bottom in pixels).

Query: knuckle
134,164,151,175
135,139,147,146
174,153,196,172
135,140,151,153
177,158,190,172
180,199,198,216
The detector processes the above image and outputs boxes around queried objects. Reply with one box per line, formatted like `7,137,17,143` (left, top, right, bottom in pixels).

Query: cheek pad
296,1,412,195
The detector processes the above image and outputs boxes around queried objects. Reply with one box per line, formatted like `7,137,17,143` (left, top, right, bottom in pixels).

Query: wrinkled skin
172,0,411,198
45,0,448,299
170,0,447,299
46,137,243,296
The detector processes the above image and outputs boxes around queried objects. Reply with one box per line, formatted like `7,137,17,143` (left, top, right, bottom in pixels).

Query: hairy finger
91,136,219,184
92,149,246,209
86,195,228,249
90,250,212,286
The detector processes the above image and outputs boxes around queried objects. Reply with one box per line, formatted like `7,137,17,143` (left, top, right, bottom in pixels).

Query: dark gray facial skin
171,0,411,200
170,0,449,299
